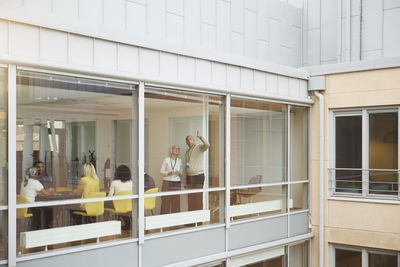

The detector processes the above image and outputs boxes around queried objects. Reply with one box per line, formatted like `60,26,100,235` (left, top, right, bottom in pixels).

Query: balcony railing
328,168,400,199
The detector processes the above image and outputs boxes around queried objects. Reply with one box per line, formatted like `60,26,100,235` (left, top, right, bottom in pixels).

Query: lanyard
186,145,195,162
170,157,177,171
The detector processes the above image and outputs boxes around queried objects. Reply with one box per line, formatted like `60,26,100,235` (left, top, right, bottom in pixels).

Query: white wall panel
350,15,361,61
289,77,300,97
231,31,244,55
245,0,257,11
53,0,79,19
160,52,178,79
9,22,39,58
195,59,212,83
40,28,68,62
231,0,244,33
184,0,201,45
0,0,23,8
384,0,400,9
211,62,226,86
23,0,52,12
126,1,147,36
201,23,217,50
281,46,292,67
201,0,216,25
166,13,183,42
139,48,159,76
240,68,253,90
226,65,241,89
268,19,281,63
266,73,278,94
147,0,166,39
362,49,382,60
68,34,93,66
130,0,147,5
299,79,307,98
0,20,8,55
361,1,383,52
167,0,183,15
257,0,269,41
94,39,117,69
269,0,284,21
178,55,195,81
383,8,400,58
307,0,320,29
244,9,257,58
254,70,266,93
216,0,230,52
117,44,139,73
307,29,320,65
257,40,268,61
79,0,103,26
103,0,125,31
320,0,337,62
278,76,289,95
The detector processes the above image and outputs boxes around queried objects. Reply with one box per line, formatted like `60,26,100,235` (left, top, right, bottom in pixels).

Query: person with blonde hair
73,163,100,199
160,145,182,214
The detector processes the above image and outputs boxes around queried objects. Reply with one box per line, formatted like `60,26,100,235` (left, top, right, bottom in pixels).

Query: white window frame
330,107,400,200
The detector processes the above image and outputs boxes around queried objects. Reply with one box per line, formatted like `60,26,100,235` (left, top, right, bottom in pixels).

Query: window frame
330,107,400,200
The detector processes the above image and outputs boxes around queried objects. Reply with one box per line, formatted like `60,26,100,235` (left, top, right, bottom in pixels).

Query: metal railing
328,168,400,199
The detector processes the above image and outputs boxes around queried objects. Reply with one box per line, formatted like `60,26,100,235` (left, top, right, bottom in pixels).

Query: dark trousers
186,174,205,211
160,181,181,214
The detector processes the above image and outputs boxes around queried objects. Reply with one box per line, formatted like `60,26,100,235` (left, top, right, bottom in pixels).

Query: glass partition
289,242,308,267
0,211,7,260
0,69,6,206
290,183,308,211
290,106,308,181
231,98,287,186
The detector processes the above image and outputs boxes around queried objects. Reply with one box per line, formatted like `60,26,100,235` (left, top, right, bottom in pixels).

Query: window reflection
0,69,6,206
231,98,287,186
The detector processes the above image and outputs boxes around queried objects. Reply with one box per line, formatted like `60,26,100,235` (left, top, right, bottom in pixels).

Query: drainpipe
308,76,326,267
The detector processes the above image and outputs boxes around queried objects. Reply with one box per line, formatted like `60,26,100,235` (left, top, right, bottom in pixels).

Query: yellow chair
105,190,133,230
55,187,72,193
17,195,33,233
73,192,106,224
144,188,158,215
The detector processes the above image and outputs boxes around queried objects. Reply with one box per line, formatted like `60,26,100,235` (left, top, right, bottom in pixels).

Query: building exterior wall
0,0,303,68
310,67,400,266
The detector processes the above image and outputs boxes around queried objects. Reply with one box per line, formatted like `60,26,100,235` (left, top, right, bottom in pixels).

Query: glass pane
0,69,6,205
231,99,287,186
369,252,397,267
16,71,137,200
335,248,361,267
247,255,285,267
290,183,308,211
16,199,137,255
0,210,7,260
144,89,224,203
231,185,287,221
289,242,308,267
290,106,308,181
335,116,362,193
369,113,398,195
144,191,224,234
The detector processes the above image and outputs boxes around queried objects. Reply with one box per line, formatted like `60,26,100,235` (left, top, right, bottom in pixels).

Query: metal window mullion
8,64,17,267
287,105,291,239
362,109,369,197
362,248,368,267
330,110,336,196
225,94,231,238
138,82,145,248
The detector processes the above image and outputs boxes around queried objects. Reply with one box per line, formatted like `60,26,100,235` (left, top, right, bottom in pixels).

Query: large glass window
290,106,308,181
231,99,287,185
231,246,286,267
335,248,362,267
0,69,6,206
335,115,362,194
368,251,397,267
144,88,224,232
334,245,398,267
369,112,398,195
289,242,308,267
16,71,137,254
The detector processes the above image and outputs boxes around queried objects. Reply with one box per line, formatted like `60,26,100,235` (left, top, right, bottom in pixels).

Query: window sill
328,196,400,205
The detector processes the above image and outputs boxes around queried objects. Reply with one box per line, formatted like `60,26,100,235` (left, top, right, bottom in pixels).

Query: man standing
185,131,210,211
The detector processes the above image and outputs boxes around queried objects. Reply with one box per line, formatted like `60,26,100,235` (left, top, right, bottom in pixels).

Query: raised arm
197,131,210,152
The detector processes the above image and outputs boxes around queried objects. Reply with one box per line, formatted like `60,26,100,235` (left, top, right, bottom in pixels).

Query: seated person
144,172,155,192
108,165,133,196
20,167,55,229
20,167,54,203
71,163,100,224
33,160,52,189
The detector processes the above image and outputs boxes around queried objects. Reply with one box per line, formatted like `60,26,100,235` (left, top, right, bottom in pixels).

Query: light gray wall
304,0,400,66
0,0,303,68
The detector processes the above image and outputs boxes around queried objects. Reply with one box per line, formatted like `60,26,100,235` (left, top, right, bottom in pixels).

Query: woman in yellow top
71,163,100,224
73,163,100,199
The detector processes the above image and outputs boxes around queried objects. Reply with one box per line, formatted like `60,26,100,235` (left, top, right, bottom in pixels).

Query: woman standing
160,145,182,214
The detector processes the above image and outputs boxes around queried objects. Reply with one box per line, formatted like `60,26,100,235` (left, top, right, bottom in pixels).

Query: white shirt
108,180,133,196
160,157,182,182
20,179,44,203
